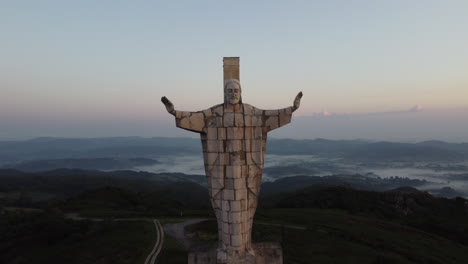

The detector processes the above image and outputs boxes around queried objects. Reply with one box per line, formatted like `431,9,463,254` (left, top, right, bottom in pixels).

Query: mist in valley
135,153,468,197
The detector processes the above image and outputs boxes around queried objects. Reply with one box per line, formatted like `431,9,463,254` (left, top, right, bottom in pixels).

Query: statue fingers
161,96,173,106
295,91,303,100
292,92,302,111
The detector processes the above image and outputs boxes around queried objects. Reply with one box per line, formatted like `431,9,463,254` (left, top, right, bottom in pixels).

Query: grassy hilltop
1,168,468,263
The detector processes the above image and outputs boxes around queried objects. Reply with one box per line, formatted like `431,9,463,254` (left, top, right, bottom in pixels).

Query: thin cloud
305,105,424,118
409,105,424,112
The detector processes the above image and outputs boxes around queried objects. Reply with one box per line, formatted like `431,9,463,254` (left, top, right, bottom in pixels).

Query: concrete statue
161,57,302,264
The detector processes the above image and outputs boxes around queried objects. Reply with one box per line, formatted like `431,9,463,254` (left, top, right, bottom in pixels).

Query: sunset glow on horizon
1,1,467,141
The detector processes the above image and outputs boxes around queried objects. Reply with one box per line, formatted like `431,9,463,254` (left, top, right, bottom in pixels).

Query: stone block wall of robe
174,103,293,257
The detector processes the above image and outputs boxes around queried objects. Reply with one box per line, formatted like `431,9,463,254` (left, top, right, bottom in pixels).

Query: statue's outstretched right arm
161,96,205,133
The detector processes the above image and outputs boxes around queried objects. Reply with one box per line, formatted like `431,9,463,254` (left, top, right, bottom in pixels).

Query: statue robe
174,102,293,257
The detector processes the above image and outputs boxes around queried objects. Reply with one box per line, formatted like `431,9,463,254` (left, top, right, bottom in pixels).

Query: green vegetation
3,206,43,213
0,168,212,218
261,185,468,245
260,174,427,194
187,209,468,264
157,234,188,264
64,186,183,218
0,169,206,197
261,208,468,264
1,166,468,263
0,211,156,264
185,219,218,243
62,185,212,218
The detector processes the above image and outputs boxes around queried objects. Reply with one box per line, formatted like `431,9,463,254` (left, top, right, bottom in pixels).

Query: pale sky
1,1,467,141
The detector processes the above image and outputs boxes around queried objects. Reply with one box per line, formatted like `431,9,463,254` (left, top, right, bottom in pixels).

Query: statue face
225,82,241,105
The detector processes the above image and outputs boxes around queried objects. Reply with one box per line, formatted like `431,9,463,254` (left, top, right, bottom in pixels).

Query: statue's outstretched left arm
263,91,303,132
161,96,176,116
161,96,205,133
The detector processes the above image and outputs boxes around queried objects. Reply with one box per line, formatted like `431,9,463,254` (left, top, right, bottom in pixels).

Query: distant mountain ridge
344,141,465,161
0,137,201,164
2,157,158,172
1,137,467,165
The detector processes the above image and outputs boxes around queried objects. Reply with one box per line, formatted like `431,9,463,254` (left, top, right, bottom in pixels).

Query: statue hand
292,91,303,111
161,96,175,115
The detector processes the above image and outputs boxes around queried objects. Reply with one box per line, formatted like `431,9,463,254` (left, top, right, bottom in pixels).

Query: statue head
224,79,242,105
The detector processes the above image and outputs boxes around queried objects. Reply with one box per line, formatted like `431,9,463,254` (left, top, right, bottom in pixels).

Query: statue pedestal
188,242,283,264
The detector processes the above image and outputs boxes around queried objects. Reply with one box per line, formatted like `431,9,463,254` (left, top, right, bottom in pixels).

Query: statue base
188,242,283,264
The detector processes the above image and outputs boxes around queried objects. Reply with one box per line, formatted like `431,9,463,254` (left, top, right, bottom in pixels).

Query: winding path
144,219,165,264
64,214,165,264
64,214,305,263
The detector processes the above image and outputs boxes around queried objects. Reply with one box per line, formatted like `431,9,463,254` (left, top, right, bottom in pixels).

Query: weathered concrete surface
161,57,302,263
188,243,283,264
174,96,293,262
223,57,240,82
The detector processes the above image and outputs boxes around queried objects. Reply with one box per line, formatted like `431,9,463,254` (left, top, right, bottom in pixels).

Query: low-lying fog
135,154,468,195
